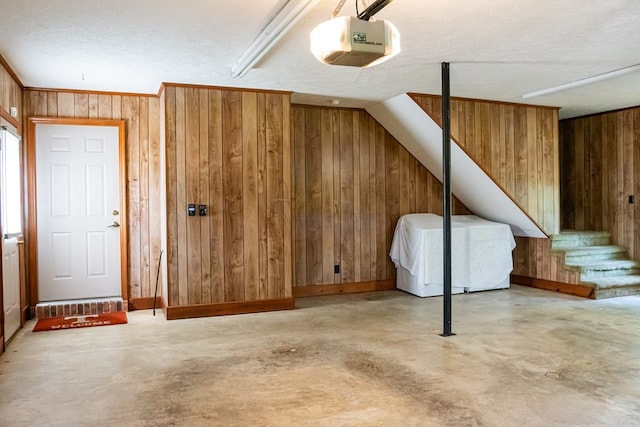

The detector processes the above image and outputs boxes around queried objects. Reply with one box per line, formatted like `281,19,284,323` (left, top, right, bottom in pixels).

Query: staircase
552,231,640,299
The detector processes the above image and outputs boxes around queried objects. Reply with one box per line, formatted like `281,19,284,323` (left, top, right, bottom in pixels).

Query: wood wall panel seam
282,96,293,298
208,89,225,303
293,107,308,286
165,86,180,306
222,90,245,302
242,91,260,301
147,98,163,305
175,88,188,305
124,96,142,300
265,94,285,299
256,92,268,300
185,88,202,305
198,89,212,304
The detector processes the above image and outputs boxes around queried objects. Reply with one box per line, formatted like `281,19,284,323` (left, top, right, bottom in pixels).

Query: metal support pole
440,62,455,337
357,0,395,21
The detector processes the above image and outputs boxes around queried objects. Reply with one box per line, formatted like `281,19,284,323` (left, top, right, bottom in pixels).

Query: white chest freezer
389,214,516,297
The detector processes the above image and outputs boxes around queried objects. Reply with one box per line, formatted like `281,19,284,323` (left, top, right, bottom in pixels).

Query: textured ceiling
1,0,639,118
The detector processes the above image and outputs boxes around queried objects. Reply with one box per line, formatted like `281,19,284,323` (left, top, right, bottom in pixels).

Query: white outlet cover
10,107,18,117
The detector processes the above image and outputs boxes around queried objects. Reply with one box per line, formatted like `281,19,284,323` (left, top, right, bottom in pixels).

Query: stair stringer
366,94,546,238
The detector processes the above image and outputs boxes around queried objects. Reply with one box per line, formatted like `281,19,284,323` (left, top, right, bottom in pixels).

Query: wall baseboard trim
128,297,163,311
293,280,396,298
164,298,295,320
511,274,595,299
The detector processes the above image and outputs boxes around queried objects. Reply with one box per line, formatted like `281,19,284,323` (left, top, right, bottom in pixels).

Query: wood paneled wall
24,89,163,302
412,94,560,235
561,108,640,260
512,236,580,284
292,105,470,288
163,85,292,306
0,57,22,129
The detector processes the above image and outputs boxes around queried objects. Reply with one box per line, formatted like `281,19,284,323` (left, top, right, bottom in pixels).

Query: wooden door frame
26,118,128,306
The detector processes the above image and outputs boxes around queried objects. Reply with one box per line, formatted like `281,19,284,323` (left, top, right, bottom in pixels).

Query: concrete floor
1,285,640,426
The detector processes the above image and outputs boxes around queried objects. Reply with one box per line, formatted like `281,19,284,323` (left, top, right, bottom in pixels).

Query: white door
1,126,21,340
36,124,122,301
2,236,20,339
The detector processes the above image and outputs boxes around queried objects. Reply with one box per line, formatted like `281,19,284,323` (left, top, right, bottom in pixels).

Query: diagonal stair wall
365,93,596,297
366,94,550,238
410,94,561,236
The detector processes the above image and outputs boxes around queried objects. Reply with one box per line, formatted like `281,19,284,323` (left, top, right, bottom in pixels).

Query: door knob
107,221,120,228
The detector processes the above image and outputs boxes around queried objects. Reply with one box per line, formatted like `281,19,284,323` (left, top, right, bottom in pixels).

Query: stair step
551,230,611,249
581,275,640,299
569,259,640,270
569,259,640,279
562,245,628,263
583,270,640,279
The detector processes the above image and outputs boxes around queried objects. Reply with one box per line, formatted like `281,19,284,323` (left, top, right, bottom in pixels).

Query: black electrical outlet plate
199,205,207,216
629,195,635,204
187,204,196,216
334,264,340,274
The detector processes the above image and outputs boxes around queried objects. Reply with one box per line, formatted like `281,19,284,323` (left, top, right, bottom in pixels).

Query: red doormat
33,312,128,332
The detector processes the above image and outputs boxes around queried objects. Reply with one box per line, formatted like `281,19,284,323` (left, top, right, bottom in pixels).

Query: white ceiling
1,0,640,119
